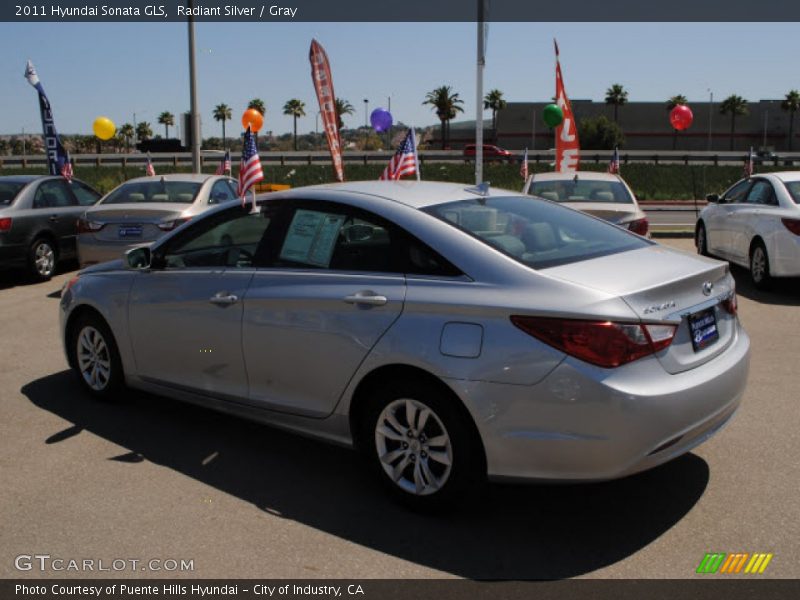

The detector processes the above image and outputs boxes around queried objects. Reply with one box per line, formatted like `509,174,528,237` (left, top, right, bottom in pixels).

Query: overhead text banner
3,1,800,22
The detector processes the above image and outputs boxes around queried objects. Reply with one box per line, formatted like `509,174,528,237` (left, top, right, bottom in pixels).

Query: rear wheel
69,313,124,399
750,242,773,290
696,223,709,257
28,237,57,281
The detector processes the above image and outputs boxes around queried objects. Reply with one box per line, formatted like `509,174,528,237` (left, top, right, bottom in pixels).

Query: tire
28,237,57,281
750,241,773,290
68,313,124,400
360,380,484,510
696,223,709,257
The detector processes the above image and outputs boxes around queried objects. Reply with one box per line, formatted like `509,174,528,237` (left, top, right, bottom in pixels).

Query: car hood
560,202,640,224
80,258,126,275
84,203,192,223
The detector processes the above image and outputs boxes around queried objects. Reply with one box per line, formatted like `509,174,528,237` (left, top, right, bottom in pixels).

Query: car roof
120,173,220,184
0,175,53,184
530,171,625,183
289,180,525,209
760,171,800,183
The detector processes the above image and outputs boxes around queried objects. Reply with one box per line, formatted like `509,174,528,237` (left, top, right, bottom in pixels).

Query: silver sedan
60,181,750,509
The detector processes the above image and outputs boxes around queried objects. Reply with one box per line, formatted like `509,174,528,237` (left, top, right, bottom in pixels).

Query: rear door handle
209,292,239,306
343,291,388,306
49,215,59,222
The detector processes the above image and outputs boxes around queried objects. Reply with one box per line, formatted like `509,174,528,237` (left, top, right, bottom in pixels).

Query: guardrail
1,150,798,169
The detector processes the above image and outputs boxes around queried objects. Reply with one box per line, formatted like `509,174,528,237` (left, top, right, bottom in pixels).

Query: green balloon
542,103,564,128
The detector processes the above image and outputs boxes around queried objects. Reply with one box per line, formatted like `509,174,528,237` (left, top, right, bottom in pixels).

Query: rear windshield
0,182,26,206
423,195,650,269
101,181,202,205
530,179,633,204
782,180,800,204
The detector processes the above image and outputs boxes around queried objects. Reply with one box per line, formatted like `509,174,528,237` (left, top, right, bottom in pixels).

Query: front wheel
750,242,773,290
69,314,124,399
361,381,483,510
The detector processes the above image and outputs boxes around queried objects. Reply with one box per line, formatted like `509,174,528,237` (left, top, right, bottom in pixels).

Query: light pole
707,89,713,152
187,0,201,173
363,98,369,127
763,110,769,149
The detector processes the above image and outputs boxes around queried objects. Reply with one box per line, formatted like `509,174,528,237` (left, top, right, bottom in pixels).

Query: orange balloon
242,108,264,133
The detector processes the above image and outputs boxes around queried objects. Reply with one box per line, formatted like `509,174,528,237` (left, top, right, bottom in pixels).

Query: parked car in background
0,175,101,280
523,171,650,237
696,172,800,289
463,144,513,162
77,174,239,268
61,181,749,509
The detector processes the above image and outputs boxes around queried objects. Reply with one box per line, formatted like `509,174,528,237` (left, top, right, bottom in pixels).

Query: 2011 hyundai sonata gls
60,181,750,508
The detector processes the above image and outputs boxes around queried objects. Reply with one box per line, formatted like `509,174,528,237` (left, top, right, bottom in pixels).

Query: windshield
0,182,26,207
101,181,202,205
423,195,650,270
782,180,800,204
530,179,633,204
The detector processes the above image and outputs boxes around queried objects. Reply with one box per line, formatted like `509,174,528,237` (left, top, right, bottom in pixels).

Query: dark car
0,175,102,280
463,144,513,161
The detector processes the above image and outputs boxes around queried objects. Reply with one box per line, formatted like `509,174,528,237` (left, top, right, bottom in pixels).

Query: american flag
238,127,264,205
379,128,419,181
608,146,620,174
519,147,529,179
744,146,755,178
145,153,156,176
60,152,73,182
215,150,232,175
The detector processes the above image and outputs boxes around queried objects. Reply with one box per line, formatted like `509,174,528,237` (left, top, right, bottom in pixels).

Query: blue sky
1,21,798,137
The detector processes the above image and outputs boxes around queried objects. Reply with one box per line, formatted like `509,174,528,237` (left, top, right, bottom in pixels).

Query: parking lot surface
1,238,798,580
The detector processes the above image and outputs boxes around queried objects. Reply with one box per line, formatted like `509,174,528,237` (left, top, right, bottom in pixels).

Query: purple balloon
370,108,393,133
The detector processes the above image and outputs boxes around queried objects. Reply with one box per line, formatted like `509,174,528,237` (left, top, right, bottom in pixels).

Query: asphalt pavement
1,240,798,580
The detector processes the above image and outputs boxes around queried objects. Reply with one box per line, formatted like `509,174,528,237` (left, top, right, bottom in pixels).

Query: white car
523,171,649,237
696,172,800,289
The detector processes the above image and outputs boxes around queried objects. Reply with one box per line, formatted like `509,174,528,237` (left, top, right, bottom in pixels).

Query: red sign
309,39,344,182
554,40,580,173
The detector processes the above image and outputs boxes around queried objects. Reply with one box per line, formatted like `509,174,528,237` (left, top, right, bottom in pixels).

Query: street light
707,89,713,152
363,98,369,127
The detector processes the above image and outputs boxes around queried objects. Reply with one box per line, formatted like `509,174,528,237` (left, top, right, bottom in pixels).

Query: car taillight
781,218,800,236
76,218,103,233
158,217,191,231
510,316,677,368
722,292,738,316
0,217,11,232
627,217,649,236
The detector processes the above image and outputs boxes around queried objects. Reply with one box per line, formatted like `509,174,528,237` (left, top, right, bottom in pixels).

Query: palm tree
423,85,464,149
135,121,153,143
719,95,749,150
157,111,174,138
605,84,629,123
781,90,800,151
484,89,507,144
334,98,355,131
247,98,266,115
118,123,135,152
666,94,688,150
213,103,232,148
282,99,306,151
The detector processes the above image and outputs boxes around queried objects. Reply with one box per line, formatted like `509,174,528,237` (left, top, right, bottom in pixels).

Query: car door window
208,180,238,205
33,180,77,209
269,202,461,277
722,180,752,204
159,207,273,269
745,180,777,206
70,181,101,206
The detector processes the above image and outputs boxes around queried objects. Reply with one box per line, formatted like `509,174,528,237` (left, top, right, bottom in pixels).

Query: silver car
77,173,239,268
60,181,750,509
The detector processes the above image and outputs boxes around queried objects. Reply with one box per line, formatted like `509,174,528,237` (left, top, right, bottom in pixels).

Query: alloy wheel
76,326,112,391
35,241,55,277
751,246,766,283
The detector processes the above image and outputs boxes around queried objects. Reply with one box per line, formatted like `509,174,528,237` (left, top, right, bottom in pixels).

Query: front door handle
343,291,388,306
209,292,239,306
49,215,59,222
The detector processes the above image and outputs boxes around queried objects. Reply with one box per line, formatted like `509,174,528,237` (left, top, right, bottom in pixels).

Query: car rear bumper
0,243,27,268
77,237,155,268
448,324,750,482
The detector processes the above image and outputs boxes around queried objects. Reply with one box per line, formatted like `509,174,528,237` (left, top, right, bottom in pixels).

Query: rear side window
530,179,633,204
424,196,650,270
782,181,800,204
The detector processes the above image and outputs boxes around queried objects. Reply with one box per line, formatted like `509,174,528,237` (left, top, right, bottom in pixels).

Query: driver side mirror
125,246,152,270
706,194,721,204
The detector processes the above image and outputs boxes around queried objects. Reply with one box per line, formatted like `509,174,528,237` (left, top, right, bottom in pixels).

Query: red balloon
241,108,264,133
670,105,693,131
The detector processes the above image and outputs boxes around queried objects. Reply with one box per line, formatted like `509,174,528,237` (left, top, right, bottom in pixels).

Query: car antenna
465,182,491,203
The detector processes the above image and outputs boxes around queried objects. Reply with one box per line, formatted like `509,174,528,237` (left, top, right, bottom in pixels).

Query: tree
666,95,688,150
135,121,153,143
282,99,306,151
423,85,464,149
334,98,355,131
577,115,625,150
719,95,749,150
781,90,800,151
118,123,135,152
157,111,174,138
213,103,232,148
247,98,266,115
484,89,507,144
605,84,629,123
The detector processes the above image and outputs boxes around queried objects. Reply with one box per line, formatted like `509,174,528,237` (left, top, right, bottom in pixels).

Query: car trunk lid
85,203,190,242
561,202,638,225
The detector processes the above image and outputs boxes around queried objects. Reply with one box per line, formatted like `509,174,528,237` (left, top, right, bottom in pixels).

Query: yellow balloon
93,116,116,141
